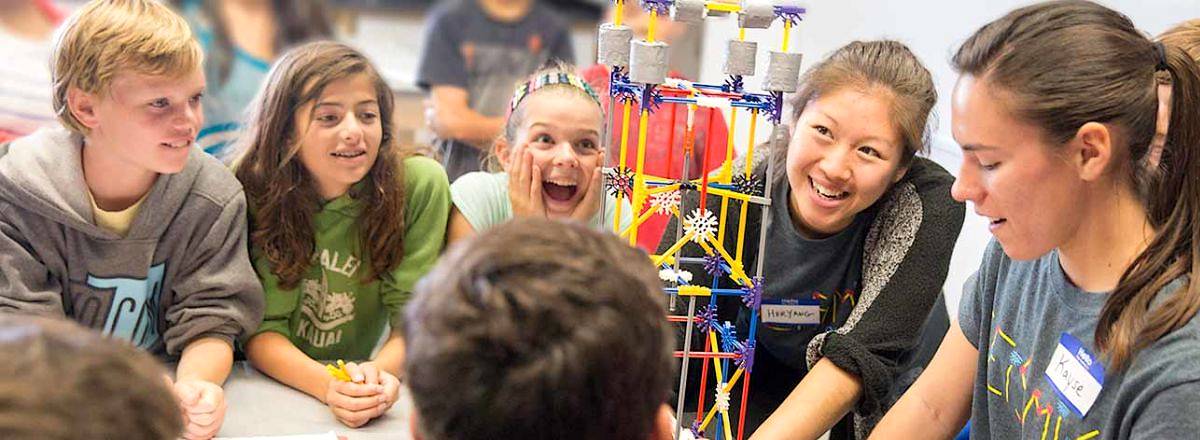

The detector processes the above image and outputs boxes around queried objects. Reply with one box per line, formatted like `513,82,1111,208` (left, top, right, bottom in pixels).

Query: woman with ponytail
871,1,1200,439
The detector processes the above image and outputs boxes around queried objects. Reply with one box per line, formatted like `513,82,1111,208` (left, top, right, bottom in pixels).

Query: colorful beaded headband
508,72,603,115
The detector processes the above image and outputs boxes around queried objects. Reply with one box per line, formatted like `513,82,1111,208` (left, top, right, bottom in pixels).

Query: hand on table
174,378,227,440
324,361,400,428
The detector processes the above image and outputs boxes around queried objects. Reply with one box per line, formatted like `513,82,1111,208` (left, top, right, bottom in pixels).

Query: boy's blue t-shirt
415,0,575,181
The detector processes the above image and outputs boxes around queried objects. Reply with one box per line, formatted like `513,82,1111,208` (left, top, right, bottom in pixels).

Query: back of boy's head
0,316,181,440
51,0,202,135
404,219,673,440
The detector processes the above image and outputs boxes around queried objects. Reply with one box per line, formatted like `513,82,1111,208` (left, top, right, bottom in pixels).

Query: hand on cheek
570,151,605,222
508,143,546,218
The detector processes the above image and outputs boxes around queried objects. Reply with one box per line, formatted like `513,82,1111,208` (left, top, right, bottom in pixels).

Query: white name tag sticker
1044,332,1106,417
761,300,821,326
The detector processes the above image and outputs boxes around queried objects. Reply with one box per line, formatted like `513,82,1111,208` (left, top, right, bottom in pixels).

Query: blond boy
0,1,264,438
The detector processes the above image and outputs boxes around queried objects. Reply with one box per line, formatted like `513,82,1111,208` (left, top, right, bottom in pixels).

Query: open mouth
810,177,850,201
543,180,578,202
331,149,366,159
160,140,191,149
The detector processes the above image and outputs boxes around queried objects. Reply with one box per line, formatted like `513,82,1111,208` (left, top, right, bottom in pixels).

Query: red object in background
35,0,65,24
580,64,731,252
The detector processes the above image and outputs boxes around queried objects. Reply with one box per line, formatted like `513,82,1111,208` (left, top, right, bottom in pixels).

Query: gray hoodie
0,126,264,358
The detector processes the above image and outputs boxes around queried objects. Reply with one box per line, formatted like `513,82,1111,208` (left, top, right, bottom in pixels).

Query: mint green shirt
450,171,633,234
253,156,450,360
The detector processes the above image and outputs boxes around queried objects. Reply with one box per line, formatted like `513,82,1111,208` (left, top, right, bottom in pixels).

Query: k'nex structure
597,1,806,439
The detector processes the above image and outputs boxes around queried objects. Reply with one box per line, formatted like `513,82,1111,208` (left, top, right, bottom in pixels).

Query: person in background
0,0,64,142
417,0,574,182
173,0,333,163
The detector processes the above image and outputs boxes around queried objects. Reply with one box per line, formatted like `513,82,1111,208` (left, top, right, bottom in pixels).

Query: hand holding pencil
322,360,401,428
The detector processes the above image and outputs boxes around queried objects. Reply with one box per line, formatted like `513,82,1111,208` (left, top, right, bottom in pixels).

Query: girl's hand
324,361,388,428
378,370,401,412
570,151,606,222
508,143,546,218
347,360,401,412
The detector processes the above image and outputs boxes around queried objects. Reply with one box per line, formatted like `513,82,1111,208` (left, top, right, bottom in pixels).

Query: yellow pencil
325,359,353,382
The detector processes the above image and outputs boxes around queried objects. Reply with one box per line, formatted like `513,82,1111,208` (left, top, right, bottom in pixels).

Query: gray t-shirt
960,240,1200,439
415,0,574,181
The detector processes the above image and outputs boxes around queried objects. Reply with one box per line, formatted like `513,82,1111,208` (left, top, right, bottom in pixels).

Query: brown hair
52,0,202,134
1160,19,1200,63
770,40,937,183
953,0,1200,371
404,218,673,440
0,316,181,440
233,41,408,289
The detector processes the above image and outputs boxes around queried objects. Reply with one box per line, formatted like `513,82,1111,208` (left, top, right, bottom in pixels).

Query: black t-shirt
744,179,874,370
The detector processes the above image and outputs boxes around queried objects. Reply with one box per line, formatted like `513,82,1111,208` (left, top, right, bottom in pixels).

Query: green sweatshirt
253,156,450,360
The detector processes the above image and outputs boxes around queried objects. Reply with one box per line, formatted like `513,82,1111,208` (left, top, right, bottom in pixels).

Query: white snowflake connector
684,208,718,243
659,268,677,283
650,190,682,215
714,384,731,413
659,268,696,285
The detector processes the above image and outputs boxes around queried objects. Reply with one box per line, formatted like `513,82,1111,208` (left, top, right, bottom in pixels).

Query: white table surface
216,361,413,440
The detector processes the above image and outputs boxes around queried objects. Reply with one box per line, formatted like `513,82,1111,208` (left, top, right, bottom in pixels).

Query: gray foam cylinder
738,0,775,28
630,40,669,84
724,40,757,76
764,51,803,92
598,23,633,67
671,0,705,23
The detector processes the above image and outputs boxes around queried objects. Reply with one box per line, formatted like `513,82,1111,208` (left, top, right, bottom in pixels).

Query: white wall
694,0,1199,315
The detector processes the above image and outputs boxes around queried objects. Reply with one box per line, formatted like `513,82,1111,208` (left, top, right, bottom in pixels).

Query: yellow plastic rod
619,204,658,238
646,183,682,195
653,232,693,267
719,108,738,183
706,1,740,13
782,20,792,52
615,0,624,26
734,111,759,259
648,9,657,42
696,367,747,432
631,108,650,246
743,112,759,177
614,100,633,233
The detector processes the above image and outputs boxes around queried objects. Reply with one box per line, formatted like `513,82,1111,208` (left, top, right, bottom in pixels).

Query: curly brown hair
233,41,408,289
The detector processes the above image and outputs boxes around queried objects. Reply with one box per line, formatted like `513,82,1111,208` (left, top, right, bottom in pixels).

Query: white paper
218,431,339,440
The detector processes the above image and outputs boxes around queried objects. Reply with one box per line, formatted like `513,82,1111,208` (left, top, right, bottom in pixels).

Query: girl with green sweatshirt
233,41,450,429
